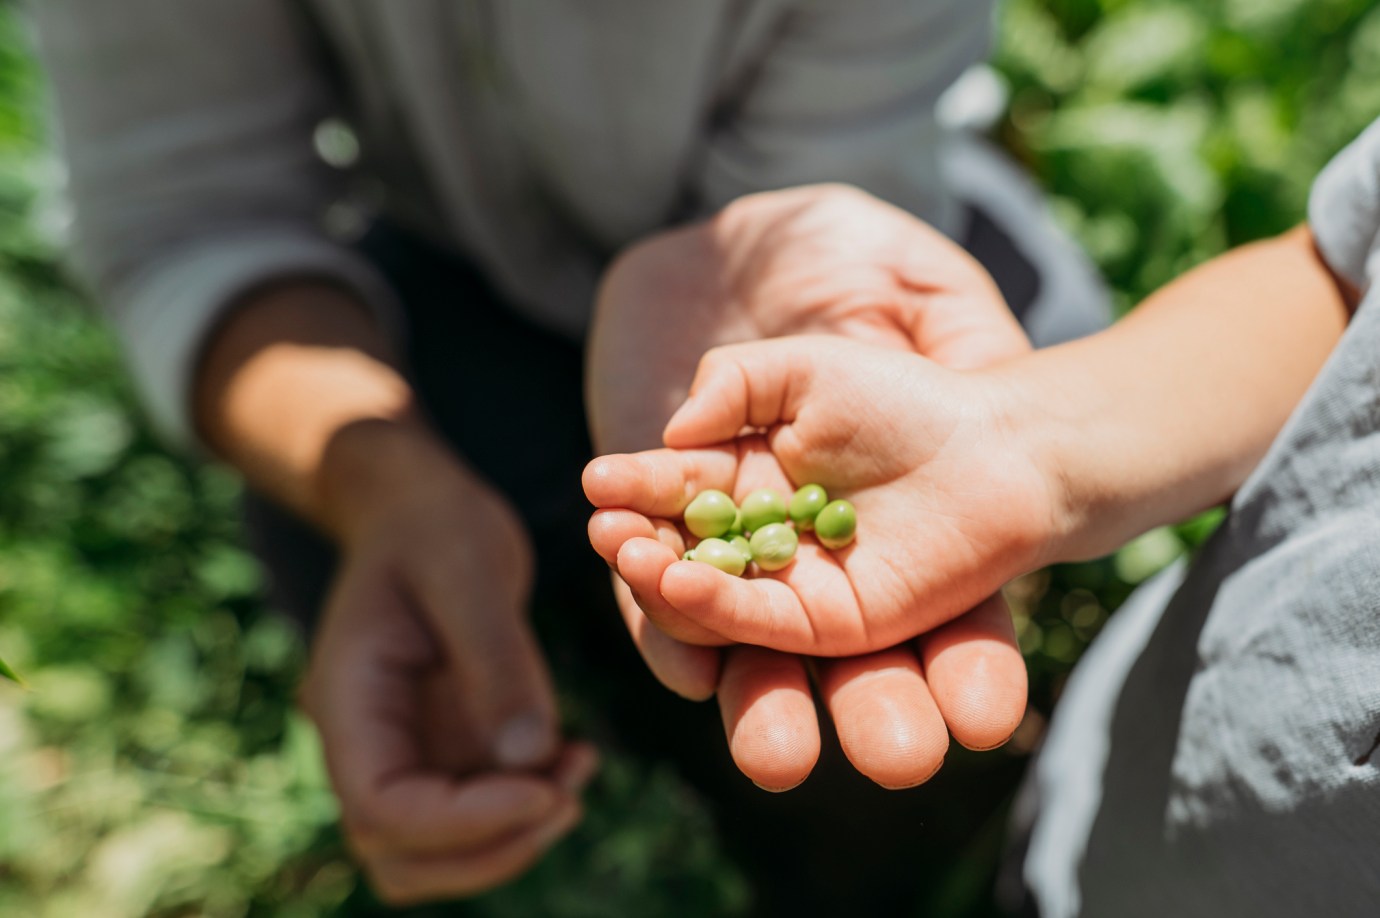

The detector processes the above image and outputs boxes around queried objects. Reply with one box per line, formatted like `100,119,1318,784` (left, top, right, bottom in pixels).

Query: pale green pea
729,535,753,563
727,508,745,537
814,499,856,549
749,523,798,571
739,488,787,533
682,549,696,561
691,538,747,576
788,484,829,531
684,489,738,539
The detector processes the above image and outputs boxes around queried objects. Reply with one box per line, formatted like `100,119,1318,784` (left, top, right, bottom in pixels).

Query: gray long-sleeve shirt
31,0,990,439
1021,117,1380,916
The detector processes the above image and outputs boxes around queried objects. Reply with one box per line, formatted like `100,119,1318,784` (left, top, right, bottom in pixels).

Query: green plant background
0,0,1375,915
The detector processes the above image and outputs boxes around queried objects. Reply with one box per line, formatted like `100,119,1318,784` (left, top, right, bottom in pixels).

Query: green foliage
994,0,1376,720
0,0,1373,915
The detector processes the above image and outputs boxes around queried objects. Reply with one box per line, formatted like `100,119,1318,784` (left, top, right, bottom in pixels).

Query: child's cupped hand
584,335,1058,658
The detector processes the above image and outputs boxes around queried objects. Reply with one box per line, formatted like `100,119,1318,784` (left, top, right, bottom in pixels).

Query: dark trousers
245,217,1037,915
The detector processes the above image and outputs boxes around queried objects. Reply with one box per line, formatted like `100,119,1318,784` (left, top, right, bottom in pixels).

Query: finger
305,580,565,856
611,573,721,701
817,648,949,789
659,557,822,652
344,773,568,860
717,646,821,791
368,798,583,906
662,337,837,447
919,592,1027,751
410,554,561,770
588,508,683,568
616,537,733,646
583,447,738,516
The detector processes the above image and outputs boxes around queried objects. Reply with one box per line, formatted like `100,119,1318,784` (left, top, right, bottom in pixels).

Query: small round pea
739,488,788,533
682,549,696,561
684,489,738,539
691,537,747,576
788,484,829,530
749,523,798,571
729,535,753,563
814,499,857,549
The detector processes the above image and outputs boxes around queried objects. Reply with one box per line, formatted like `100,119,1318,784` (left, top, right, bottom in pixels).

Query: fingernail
496,712,556,768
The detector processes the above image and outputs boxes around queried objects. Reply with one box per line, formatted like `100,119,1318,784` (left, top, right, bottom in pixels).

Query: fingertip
719,649,820,791
588,509,656,568
582,455,627,507
820,651,949,790
659,558,729,614
920,595,1028,752
927,647,1028,752
728,704,821,792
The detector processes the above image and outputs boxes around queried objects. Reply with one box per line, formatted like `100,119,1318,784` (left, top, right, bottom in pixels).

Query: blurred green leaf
1083,4,1209,94
0,654,21,685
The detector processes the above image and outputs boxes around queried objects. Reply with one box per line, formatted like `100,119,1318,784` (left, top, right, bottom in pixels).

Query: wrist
313,416,472,545
985,356,1102,569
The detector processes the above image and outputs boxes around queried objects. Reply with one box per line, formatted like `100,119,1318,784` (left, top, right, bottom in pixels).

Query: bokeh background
1,0,1377,915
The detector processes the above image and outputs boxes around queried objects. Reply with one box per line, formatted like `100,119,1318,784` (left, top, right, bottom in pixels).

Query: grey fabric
30,0,992,441
1023,117,1380,916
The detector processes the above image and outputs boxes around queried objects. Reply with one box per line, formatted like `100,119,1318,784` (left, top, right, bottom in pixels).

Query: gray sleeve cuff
108,228,403,447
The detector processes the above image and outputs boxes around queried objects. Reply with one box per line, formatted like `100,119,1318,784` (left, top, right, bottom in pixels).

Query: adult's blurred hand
585,184,1030,789
196,284,594,904
298,423,595,904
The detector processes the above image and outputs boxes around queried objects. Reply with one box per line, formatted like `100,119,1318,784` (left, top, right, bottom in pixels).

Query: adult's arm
34,3,589,901
33,0,399,442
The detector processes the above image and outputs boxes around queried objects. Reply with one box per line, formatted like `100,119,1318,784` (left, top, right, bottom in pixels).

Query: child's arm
1008,225,1354,560
584,226,1354,657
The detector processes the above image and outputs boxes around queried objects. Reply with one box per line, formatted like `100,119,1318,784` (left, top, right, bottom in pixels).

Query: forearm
193,281,440,540
1016,226,1354,562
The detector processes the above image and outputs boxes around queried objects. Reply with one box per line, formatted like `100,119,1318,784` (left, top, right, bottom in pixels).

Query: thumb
410,540,561,771
663,336,836,448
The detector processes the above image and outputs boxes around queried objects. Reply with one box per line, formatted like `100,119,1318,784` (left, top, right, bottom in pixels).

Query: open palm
586,337,1056,658
586,185,1034,788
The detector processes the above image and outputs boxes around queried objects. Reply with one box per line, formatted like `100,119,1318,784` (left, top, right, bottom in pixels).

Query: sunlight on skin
584,186,1036,789
584,426,1030,784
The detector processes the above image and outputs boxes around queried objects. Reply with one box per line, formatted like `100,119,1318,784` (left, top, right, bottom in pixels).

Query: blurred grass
0,0,1376,916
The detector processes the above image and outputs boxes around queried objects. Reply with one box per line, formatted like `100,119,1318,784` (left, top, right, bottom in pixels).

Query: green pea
691,537,747,576
682,549,696,561
739,488,787,533
749,523,798,571
684,489,738,539
788,484,829,531
727,508,745,537
814,499,856,549
729,535,753,563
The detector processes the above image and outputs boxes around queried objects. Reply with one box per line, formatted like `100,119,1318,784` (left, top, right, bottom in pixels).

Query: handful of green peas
680,485,856,576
